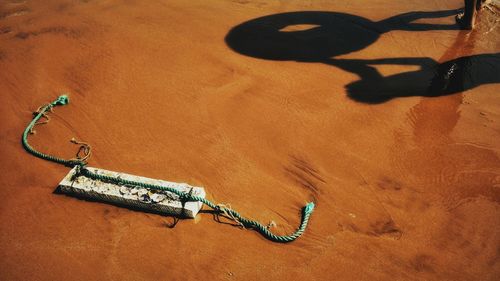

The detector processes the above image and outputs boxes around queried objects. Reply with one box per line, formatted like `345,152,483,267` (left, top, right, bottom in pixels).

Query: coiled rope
22,95,315,242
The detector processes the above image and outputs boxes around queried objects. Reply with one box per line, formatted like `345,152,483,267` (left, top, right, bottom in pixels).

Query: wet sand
1,0,499,280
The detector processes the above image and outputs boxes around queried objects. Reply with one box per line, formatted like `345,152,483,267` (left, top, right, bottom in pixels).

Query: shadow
224,10,500,102
53,186,192,228
53,186,246,229
198,209,245,227
326,53,500,103
225,10,460,62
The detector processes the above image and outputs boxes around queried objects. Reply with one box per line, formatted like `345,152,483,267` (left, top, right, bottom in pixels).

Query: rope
22,95,315,243
215,203,246,228
29,104,52,134
22,95,86,167
70,138,92,163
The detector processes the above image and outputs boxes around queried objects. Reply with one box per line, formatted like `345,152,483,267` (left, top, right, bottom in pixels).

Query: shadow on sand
53,187,241,229
327,53,500,103
225,10,499,103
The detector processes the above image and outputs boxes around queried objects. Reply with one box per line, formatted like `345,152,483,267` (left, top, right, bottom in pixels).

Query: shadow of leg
378,9,462,31
457,0,479,29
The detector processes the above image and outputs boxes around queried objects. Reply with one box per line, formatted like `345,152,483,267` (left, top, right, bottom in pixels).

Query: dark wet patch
342,219,402,240
0,50,6,61
377,177,403,191
14,32,29,39
411,254,436,273
284,155,325,194
369,218,402,238
0,26,12,34
15,26,83,40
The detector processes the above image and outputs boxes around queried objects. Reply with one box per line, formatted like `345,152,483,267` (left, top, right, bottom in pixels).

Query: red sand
1,0,499,280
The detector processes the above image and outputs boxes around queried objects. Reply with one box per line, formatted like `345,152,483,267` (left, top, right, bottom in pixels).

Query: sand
0,0,499,280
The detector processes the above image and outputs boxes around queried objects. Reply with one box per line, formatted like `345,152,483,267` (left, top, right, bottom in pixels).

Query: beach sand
0,0,499,280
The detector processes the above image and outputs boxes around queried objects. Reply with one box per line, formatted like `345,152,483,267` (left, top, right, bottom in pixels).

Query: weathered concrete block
58,166,205,218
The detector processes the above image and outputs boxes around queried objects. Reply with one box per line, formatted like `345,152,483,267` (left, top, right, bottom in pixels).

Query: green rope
22,95,315,242
22,95,85,167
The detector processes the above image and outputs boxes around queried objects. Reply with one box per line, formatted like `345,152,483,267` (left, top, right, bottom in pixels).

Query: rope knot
52,95,69,106
179,187,194,202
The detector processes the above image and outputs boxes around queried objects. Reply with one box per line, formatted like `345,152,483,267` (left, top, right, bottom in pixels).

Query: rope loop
70,138,92,164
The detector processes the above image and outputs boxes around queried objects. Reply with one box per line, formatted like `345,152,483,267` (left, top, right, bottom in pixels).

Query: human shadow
224,10,500,102
326,53,500,103
225,10,461,62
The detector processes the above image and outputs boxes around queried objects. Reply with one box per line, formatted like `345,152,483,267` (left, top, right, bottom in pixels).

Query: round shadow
225,11,381,62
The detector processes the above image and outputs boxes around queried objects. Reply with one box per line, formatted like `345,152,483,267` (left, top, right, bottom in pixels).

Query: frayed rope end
304,202,315,214
52,95,69,106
